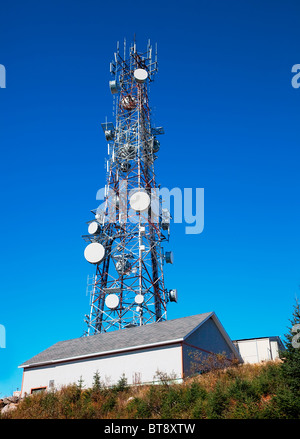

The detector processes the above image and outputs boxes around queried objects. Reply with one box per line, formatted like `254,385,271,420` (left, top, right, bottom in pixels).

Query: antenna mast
83,40,177,334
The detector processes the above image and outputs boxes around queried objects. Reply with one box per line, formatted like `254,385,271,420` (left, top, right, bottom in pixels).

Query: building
19,312,242,395
232,336,285,364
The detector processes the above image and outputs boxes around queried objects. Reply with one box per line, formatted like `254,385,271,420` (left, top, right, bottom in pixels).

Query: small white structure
232,336,285,364
19,312,242,396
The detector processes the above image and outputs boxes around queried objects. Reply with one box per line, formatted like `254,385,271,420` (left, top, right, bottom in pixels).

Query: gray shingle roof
20,312,214,368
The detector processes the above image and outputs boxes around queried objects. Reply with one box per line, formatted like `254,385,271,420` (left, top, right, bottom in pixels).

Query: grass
2,360,299,419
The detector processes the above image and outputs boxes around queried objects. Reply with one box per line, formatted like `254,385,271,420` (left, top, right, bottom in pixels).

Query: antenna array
83,40,177,334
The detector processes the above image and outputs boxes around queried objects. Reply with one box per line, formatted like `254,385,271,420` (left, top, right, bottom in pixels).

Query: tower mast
83,40,177,334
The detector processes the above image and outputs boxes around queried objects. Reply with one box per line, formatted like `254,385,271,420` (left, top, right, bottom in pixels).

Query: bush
5,359,299,419
144,385,163,417
206,383,229,419
191,399,207,419
273,387,300,419
227,377,260,403
160,386,187,418
101,394,116,414
114,374,128,393
185,381,207,405
40,392,60,417
127,397,152,419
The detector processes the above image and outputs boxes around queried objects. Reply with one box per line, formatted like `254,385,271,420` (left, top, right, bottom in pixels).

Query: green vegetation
1,359,299,419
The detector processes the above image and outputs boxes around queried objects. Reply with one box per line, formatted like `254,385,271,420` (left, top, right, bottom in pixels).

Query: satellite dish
109,80,119,94
134,68,148,83
88,222,100,235
84,243,105,264
169,289,178,303
105,294,119,309
130,191,150,212
165,251,174,264
135,294,144,305
95,212,104,223
153,138,160,152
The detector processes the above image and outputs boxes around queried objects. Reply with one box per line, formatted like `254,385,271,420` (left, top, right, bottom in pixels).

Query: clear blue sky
1,0,300,397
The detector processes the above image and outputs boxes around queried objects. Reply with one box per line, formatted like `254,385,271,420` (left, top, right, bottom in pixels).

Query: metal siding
234,338,281,363
182,317,238,377
185,318,234,355
21,344,182,396
235,340,258,363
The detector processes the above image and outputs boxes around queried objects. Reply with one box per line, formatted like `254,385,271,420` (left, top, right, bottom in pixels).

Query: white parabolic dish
133,68,148,83
84,242,105,264
88,222,99,235
129,191,150,212
135,294,144,305
105,294,119,309
169,289,178,303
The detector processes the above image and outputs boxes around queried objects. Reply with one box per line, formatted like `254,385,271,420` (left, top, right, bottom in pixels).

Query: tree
277,298,300,418
114,374,128,392
77,376,84,391
92,370,101,393
280,298,300,391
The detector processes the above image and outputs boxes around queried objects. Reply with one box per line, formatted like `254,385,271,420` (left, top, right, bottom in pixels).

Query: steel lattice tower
83,40,177,335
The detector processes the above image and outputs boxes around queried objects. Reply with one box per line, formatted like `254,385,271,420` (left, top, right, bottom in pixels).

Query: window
31,387,46,394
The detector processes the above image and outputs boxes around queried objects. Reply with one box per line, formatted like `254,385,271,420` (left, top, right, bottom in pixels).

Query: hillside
1,360,300,419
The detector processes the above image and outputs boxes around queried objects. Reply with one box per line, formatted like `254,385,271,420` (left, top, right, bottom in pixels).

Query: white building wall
234,338,280,364
270,341,279,360
237,340,257,363
21,343,182,396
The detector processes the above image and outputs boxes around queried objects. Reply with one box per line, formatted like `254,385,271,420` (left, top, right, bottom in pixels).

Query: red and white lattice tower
83,40,177,335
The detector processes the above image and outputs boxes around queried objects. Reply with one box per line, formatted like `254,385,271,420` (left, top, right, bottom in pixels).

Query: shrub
40,391,60,417
153,370,177,386
101,394,117,414
114,374,128,393
188,350,234,376
273,387,300,419
206,383,229,419
145,385,163,417
227,377,260,403
191,399,207,418
253,363,282,396
228,396,260,419
5,357,299,419
127,397,152,419
185,381,208,405
160,386,187,418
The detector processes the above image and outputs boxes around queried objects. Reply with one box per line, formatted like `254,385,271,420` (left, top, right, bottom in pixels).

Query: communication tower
83,40,177,335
